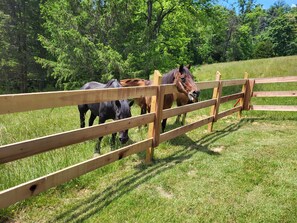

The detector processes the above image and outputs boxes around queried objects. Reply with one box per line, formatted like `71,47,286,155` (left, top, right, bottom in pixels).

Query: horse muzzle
188,90,200,102
119,136,129,144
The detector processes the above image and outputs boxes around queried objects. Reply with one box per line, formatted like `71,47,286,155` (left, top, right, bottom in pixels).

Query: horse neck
162,69,176,84
105,79,121,88
81,81,105,89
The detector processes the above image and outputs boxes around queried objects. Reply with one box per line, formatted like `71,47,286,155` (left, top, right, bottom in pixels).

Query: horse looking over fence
78,79,134,154
120,64,200,132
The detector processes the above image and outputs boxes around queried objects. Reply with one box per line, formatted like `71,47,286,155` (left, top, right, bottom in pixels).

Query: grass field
0,56,297,222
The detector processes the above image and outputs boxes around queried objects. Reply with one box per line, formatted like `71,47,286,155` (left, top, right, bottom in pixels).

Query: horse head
174,64,200,102
114,99,134,144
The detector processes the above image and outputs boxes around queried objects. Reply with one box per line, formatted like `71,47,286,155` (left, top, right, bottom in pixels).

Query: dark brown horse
121,65,200,132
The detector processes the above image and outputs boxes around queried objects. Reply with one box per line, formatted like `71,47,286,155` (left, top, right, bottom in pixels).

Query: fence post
146,70,162,164
208,71,222,132
243,79,255,111
238,72,249,118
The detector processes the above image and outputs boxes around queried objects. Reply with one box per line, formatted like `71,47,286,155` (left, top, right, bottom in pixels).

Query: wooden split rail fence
0,71,296,209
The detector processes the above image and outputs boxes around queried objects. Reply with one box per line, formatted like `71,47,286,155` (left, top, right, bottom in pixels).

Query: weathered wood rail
0,72,296,209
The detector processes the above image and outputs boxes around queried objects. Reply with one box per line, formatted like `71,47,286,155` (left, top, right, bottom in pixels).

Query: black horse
78,79,134,154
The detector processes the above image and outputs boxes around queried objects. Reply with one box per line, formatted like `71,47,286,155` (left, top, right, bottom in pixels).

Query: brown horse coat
120,65,200,131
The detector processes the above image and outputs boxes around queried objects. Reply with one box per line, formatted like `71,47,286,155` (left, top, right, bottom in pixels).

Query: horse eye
181,77,186,83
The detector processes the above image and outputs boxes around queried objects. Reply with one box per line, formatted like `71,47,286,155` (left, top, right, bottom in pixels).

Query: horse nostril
193,91,200,98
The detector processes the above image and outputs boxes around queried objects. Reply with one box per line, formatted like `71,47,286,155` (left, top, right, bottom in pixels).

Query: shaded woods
0,0,296,92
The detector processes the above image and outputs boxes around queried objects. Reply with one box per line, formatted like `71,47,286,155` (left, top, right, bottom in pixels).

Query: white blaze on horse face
176,75,188,95
188,93,195,102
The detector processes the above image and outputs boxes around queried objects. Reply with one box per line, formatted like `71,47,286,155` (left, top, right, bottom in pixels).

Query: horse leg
78,104,88,128
141,105,147,115
175,114,181,124
161,118,167,133
95,137,103,155
89,113,96,126
181,113,187,125
110,133,116,150
80,112,86,128
95,118,105,155
175,94,188,125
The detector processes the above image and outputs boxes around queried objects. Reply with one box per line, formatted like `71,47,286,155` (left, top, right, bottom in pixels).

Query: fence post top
216,71,222,80
153,70,162,85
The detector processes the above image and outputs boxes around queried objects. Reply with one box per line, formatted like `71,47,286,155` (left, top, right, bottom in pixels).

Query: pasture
1,56,297,222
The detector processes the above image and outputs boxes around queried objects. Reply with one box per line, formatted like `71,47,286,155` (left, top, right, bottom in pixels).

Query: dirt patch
210,146,225,153
156,186,174,199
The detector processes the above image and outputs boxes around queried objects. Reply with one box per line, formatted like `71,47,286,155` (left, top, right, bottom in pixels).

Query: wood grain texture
0,114,154,164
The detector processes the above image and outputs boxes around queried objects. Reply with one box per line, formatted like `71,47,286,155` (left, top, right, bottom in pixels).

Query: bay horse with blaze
120,64,200,132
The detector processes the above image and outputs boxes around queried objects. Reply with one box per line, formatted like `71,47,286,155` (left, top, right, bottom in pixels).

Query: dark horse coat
78,79,133,154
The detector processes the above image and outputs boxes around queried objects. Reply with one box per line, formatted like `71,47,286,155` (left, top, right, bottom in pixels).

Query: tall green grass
193,55,297,113
1,56,297,222
193,55,297,80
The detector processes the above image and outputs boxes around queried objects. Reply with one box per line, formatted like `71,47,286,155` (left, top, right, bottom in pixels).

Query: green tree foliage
0,0,45,93
0,0,296,92
268,12,297,56
37,0,126,89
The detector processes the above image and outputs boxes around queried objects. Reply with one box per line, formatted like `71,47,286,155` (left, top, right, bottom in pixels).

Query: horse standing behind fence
120,64,200,132
78,79,134,154
120,78,152,115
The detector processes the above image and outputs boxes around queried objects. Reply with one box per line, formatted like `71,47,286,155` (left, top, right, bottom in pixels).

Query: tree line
0,0,296,93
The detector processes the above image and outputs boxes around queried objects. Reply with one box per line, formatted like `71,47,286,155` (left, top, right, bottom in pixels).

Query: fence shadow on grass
193,118,253,153
52,118,252,223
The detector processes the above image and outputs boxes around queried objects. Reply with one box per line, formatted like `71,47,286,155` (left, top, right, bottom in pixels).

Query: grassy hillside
193,55,297,112
193,55,297,81
1,56,297,222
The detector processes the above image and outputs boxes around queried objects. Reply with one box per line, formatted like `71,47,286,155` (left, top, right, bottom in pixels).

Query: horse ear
115,100,121,109
179,64,184,73
186,64,191,69
129,100,134,107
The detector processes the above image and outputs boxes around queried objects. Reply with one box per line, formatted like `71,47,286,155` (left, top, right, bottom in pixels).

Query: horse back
80,81,105,90
120,78,148,87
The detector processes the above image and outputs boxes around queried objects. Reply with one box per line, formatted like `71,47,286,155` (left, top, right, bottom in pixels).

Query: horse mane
162,69,176,84
105,79,121,88
182,66,194,78
162,65,194,84
80,81,104,90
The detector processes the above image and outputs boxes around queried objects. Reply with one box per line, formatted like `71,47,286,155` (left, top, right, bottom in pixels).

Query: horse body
78,79,133,154
120,65,200,132
120,78,152,115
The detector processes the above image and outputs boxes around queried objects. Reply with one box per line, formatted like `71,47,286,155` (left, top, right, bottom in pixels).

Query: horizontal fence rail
253,91,297,97
254,76,297,84
0,114,154,164
250,105,297,111
250,76,297,112
0,72,296,209
0,86,157,115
